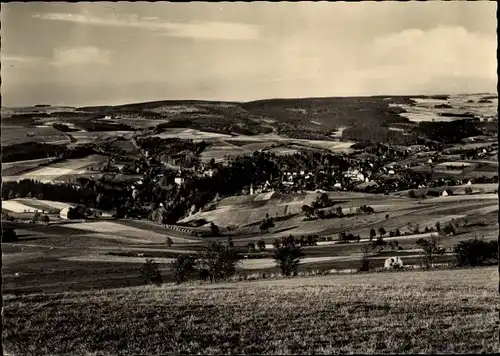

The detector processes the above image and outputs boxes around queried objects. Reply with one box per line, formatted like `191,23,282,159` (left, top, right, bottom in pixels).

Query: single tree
197,241,239,282
169,254,197,284
259,219,270,234
378,227,387,237
32,211,41,224
273,245,304,276
442,222,457,236
301,204,314,219
165,237,174,247
385,214,390,220
210,222,220,236
359,244,372,272
416,235,446,268
247,242,256,253
369,228,376,241
257,239,266,251
227,237,234,248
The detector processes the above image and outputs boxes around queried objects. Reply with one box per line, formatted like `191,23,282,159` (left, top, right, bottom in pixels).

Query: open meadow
1,155,108,183
1,125,70,147
2,267,497,355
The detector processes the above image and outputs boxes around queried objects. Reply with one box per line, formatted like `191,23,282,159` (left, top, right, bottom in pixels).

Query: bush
140,258,163,286
169,254,197,284
1,229,17,242
209,222,220,237
273,245,304,276
165,237,173,247
453,238,498,267
197,241,239,282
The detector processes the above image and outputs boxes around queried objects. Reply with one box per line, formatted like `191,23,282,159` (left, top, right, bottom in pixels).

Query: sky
1,2,497,107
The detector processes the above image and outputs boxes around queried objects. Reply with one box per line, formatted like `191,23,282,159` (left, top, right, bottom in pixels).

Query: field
1,125,70,147
181,190,498,238
1,155,108,183
2,267,497,355
393,94,498,122
2,199,74,214
1,157,57,176
153,128,233,140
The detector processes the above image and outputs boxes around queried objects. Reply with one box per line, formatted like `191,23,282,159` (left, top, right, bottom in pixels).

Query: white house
388,169,395,175
334,182,342,189
441,189,453,197
174,177,184,186
356,173,365,182
384,257,404,269
204,169,214,178
60,207,70,219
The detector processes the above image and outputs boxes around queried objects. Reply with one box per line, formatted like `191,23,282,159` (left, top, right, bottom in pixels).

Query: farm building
174,177,185,186
441,189,454,197
60,207,70,219
384,257,404,269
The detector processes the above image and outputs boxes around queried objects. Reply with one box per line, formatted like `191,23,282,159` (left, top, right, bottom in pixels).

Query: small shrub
140,258,163,286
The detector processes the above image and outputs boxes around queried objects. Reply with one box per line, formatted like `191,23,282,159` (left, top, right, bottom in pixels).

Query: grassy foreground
2,267,498,355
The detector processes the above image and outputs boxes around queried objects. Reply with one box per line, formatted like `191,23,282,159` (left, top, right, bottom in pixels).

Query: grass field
1,155,108,183
2,267,497,355
181,190,497,238
1,125,70,147
1,199,75,214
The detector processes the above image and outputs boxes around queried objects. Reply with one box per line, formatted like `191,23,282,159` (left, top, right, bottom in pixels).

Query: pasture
1,155,108,183
1,125,70,147
1,157,58,177
2,199,74,214
153,128,233,140
2,267,497,355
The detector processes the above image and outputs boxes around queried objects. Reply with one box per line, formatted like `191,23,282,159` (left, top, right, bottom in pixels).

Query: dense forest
2,143,97,163
412,120,482,144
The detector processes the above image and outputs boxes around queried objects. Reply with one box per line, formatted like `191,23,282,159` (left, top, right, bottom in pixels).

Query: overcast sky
1,2,497,107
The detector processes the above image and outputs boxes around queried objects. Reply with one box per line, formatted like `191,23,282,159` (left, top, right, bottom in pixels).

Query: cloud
32,12,260,41
2,55,42,63
368,25,496,81
52,46,111,66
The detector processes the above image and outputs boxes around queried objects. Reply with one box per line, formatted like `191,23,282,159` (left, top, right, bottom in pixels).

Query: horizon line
3,92,497,109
